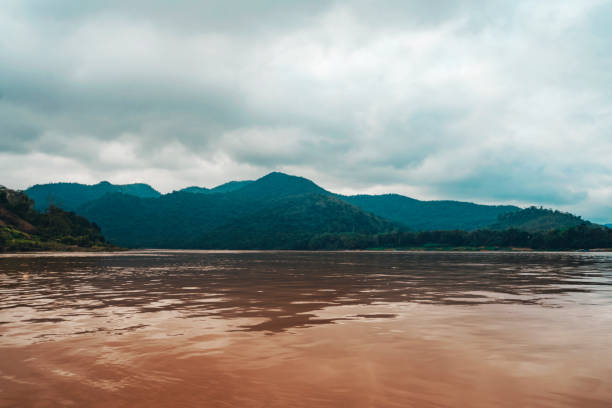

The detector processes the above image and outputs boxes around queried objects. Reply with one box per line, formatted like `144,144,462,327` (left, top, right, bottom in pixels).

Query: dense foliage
0,187,108,251
77,191,255,248
489,207,588,232
302,225,612,250
25,181,161,211
198,194,396,249
342,194,519,231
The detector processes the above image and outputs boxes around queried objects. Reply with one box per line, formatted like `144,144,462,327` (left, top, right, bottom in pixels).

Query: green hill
488,207,589,232
342,194,519,231
234,172,327,200
0,186,109,251
25,181,161,211
198,193,396,249
77,173,396,248
78,191,254,248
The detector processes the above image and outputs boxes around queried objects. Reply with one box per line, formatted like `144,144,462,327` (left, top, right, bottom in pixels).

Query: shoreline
1,248,611,256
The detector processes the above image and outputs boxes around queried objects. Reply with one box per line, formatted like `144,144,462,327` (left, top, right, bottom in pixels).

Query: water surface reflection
1,251,611,407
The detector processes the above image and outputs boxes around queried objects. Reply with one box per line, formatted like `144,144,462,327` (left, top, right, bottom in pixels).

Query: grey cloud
15,0,332,35
1,0,611,221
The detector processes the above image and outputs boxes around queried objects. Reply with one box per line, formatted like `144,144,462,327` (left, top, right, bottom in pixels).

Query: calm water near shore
1,250,611,407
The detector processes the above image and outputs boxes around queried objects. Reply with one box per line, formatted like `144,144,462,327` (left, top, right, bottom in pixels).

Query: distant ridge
178,180,253,194
19,172,602,249
25,181,160,211
342,194,519,231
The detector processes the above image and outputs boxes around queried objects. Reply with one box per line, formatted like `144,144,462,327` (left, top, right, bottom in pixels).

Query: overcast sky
1,1,611,222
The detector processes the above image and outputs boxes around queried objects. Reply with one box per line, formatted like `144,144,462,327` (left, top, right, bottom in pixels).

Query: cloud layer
1,0,611,222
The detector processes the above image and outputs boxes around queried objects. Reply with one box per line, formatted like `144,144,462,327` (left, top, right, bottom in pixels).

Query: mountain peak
259,171,297,180
236,172,328,198
258,172,318,184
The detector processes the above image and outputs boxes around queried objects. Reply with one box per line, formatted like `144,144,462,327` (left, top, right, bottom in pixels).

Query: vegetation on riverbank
300,225,612,251
0,186,115,252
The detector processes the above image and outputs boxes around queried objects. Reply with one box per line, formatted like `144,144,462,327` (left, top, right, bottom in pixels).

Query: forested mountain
25,181,160,211
606,224,612,229
488,207,588,232
0,186,108,251
342,194,519,231
233,172,327,199
77,191,254,248
198,193,396,249
76,173,395,248
20,172,606,250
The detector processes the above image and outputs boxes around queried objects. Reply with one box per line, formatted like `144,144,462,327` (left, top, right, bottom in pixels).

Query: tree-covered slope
342,194,519,231
25,181,161,211
197,193,398,249
76,173,396,248
488,207,589,232
0,186,108,251
77,191,254,248
232,172,328,200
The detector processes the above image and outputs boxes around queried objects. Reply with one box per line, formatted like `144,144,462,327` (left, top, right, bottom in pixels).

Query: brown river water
1,251,611,407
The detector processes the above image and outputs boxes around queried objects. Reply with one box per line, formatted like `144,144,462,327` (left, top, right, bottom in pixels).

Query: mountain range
19,172,603,249
26,181,161,211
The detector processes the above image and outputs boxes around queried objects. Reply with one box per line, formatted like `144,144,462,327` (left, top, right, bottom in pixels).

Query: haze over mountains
19,172,604,249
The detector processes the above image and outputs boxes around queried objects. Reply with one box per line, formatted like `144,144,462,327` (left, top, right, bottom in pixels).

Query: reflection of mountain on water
1,251,611,333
